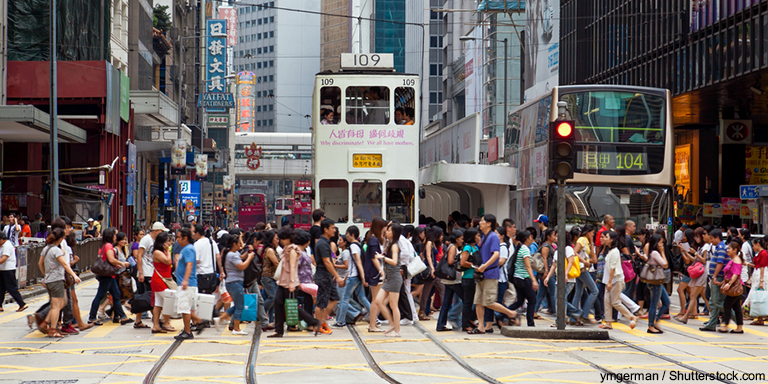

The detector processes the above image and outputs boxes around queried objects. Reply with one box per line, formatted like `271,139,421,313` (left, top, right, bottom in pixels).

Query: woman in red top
150,232,176,333
87,228,131,325
748,238,768,325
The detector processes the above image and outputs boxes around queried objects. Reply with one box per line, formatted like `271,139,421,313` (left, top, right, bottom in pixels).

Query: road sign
197,93,234,108
179,180,201,206
739,185,760,199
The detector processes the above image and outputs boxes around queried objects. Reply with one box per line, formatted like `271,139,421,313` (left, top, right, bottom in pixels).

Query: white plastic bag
219,279,232,304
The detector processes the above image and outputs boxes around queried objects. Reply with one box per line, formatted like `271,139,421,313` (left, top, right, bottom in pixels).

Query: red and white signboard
218,7,237,47
488,137,499,162
720,119,752,144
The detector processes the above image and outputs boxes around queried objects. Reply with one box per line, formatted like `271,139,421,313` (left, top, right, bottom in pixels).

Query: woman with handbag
676,228,709,324
368,222,404,337
88,228,131,326
598,231,638,330
39,228,81,337
413,227,440,320
572,225,599,324
218,233,256,335
638,234,669,334
545,228,583,326
150,232,175,334
460,228,481,333
436,229,464,331
506,230,536,327
718,241,745,333
674,229,696,318
363,217,387,314
747,238,768,325
261,230,280,323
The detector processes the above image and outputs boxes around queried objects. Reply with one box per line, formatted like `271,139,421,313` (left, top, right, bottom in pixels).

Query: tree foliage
153,4,171,33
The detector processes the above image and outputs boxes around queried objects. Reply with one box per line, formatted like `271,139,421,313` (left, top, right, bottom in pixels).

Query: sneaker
232,329,249,335
97,312,109,320
60,324,80,335
174,331,194,340
332,322,346,328
400,319,414,326
378,319,389,326
661,314,671,319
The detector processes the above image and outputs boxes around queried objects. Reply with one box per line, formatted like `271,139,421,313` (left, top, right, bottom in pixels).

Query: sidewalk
2,271,97,306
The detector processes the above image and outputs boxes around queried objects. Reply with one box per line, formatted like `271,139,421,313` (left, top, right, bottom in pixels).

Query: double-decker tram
238,193,267,231
507,85,674,231
312,54,420,233
293,180,312,230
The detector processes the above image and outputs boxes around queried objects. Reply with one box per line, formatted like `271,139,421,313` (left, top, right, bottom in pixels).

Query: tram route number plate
353,154,382,168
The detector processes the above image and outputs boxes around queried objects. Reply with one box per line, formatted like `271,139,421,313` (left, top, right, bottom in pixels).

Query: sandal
16,304,29,312
467,328,485,334
484,328,494,334
76,323,94,331
367,327,385,333
88,320,104,326
133,322,150,329
48,328,64,338
750,320,765,326
533,314,543,320
629,319,637,330
119,318,134,325
384,331,401,337
598,324,613,330
151,328,168,334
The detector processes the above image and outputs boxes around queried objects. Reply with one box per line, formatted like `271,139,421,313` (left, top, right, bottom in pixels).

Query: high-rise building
320,0,373,71
405,0,442,125
232,0,320,133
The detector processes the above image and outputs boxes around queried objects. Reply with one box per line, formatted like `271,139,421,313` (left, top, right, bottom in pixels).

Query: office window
269,90,274,96
268,119,273,126
268,104,273,111
257,4,262,10
257,48,262,54
257,62,262,68
269,60,274,67
257,106,262,112
258,19,262,25
263,120,267,126
257,91,261,97
257,33,262,40
269,75,274,82
269,2,274,7
239,36,244,43
269,46,274,52
251,5,256,11
270,16,274,23
246,21,250,27
257,120,262,127
269,31,274,38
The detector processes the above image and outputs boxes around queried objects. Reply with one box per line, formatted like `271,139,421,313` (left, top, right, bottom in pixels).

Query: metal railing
20,238,103,285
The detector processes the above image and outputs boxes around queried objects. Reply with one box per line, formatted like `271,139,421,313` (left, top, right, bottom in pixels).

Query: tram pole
555,179,566,330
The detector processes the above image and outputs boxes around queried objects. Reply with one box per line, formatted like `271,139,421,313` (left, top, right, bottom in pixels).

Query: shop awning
0,105,87,143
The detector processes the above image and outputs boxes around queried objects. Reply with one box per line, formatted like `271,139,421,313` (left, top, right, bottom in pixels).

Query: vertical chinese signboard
237,71,256,132
218,7,237,47
206,20,227,113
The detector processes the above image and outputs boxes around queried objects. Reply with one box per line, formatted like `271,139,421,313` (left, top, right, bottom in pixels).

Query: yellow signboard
352,154,382,168
746,146,768,184
675,144,691,195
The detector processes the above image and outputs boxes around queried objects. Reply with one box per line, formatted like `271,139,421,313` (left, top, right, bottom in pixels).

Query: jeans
535,274,556,314
564,281,583,322
647,284,670,328
89,276,125,322
437,283,463,329
461,278,476,329
246,282,270,326
596,281,607,320
703,276,725,330
509,277,537,326
226,281,246,321
261,276,278,322
623,278,636,301
336,275,371,324
572,271,598,319
447,294,463,325
494,281,509,321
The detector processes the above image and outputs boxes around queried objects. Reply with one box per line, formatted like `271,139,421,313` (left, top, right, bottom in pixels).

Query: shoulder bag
687,261,705,279
407,254,427,277
198,239,220,294
92,245,119,277
639,263,666,285
434,245,457,280
567,252,581,279
47,246,75,288
720,280,744,297
621,254,636,283
530,251,546,274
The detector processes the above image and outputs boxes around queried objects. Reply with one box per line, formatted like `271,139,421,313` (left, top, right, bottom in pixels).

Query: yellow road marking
727,323,768,337
83,320,120,338
611,321,658,337
657,320,722,338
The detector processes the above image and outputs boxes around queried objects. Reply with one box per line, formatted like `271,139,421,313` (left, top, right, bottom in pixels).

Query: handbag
530,251,546,274
129,291,153,314
750,288,768,317
219,279,232,304
720,280,744,297
241,293,260,322
285,294,299,326
300,283,318,297
407,254,427,277
621,256,636,283
567,256,581,279
198,238,220,294
687,261,705,279
434,246,456,280
154,269,178,291
640,263,666,285
92,245,119,277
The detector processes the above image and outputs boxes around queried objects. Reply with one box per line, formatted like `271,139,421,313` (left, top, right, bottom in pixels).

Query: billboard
218,7,238,47
464,27,484,117
236,71,257,132
206,20,227,113
524,0,559,101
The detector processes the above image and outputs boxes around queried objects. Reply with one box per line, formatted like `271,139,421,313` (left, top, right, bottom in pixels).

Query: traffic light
549,119,576,180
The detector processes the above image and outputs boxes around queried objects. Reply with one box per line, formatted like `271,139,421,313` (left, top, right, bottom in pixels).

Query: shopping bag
503,284,518,307
161,289,178,317
750,289,768,317
241,293,259,322
219,280,232,304
299,283,318,297
285,296,299,326
195,293,216,321
407,256,427,277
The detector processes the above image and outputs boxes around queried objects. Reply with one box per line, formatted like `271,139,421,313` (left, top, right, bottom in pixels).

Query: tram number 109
340,53,394,70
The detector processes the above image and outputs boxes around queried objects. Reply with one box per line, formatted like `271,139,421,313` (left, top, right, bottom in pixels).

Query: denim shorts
681,275,692,284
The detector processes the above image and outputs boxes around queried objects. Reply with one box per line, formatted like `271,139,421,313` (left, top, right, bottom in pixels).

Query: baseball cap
217,229,228,239
534,214,549,224
87,218,94,222
150,221,169,232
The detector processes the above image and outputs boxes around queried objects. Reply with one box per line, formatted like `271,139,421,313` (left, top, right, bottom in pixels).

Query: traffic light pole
555,179,566,330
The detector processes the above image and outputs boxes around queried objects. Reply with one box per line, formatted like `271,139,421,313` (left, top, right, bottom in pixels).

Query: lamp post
460,35,508,140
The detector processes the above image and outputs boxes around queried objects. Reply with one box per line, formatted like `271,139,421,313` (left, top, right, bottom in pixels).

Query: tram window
352,180,382,223
394,87,416,125
345,87,390,125
320,86,341,125
319,179,349,223
386,180,414,223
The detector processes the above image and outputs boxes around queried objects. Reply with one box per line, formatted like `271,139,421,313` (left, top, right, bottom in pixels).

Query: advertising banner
126,142,136,206
703,203,722,218
218,7,237,47
745,146,768,184
223,175,232,195
675,145,691,196
721,197,741,215
524,0,559,101
171,139,187,175
464,27,483,116
206,20,228,113
236,71,256,132
195,154,208,181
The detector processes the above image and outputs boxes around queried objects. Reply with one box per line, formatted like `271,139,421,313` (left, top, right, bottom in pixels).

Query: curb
3,272,97,305
500,325,610,340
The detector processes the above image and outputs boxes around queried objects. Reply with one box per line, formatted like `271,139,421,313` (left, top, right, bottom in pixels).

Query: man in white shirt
193,224,220,295
3,214,21,248
0,231,26,312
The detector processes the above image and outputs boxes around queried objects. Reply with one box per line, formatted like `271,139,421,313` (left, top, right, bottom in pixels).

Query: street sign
179,180,201,206
760,185,768,197
208,115,229,126
197,93,234,108
739,184,760,199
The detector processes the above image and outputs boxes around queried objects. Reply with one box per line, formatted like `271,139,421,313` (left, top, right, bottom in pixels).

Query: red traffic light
556,122,573,137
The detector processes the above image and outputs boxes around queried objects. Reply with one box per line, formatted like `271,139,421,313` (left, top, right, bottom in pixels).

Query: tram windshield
352,180,382,223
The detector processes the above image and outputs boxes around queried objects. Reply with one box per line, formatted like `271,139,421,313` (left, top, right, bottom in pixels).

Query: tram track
142,326,262,384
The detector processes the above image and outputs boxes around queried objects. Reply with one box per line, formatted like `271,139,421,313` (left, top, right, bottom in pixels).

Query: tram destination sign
576,150,648,172
352,154,383,168
197,92,235,108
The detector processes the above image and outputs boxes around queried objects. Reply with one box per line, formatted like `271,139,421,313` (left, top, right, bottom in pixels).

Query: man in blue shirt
701,229,727,332
475,214,518,333
175,228,203,340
